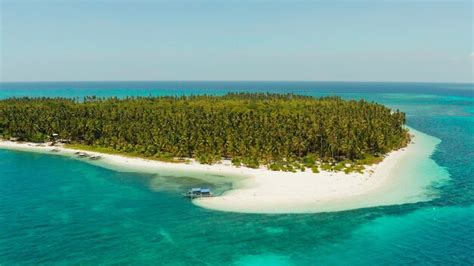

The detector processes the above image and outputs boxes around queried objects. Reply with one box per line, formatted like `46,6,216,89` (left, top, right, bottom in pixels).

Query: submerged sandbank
0,127,448,214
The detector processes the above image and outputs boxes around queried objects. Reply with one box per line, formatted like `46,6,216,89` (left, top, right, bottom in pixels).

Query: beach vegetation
269,163,281,171
231,157,242,167
311,166,320,173
0,93,409,171
320,163,333,171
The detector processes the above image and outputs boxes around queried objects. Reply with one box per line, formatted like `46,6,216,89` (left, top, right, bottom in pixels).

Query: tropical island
0,93,409,172
0,93,442,213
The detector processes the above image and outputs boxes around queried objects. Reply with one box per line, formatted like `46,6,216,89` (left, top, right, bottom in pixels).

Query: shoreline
0,128,448,214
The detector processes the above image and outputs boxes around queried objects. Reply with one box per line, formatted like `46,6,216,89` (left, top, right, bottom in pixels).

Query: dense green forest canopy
0,93,409,171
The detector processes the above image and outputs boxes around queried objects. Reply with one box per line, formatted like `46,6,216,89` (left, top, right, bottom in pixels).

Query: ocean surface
0,81,473,265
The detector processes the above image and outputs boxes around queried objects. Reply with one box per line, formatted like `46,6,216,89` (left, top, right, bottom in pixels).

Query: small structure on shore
50,134,71,145
58,139,71,144
185,188,213,198
51,148,60,152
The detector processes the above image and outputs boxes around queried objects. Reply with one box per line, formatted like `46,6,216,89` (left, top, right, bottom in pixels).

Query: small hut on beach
185,188,213,198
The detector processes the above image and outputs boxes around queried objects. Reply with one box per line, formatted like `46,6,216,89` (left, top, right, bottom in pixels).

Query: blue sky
0,0,472,82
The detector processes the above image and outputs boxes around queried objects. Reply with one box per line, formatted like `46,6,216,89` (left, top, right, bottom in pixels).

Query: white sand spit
0,127,448,214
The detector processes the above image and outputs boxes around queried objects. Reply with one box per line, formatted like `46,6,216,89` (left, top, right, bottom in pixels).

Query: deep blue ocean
0,81,473,265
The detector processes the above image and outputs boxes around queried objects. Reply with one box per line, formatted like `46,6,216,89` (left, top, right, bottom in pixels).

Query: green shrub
320,163,332,171
299,165,306,172
30,133,46,143
311,166,320,173
269,163,281,171
231,157,242,167
242,157,259,169
302,155,316,167
333,163,345,172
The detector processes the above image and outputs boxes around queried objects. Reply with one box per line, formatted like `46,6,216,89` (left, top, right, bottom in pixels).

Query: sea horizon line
1,80,472,85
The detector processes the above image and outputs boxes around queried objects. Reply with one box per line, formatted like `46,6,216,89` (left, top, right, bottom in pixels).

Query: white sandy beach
0,128,448,214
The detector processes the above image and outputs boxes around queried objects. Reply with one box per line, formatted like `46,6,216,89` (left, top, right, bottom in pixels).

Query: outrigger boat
184,188,213,199
76,152,90,158
89,155,102,160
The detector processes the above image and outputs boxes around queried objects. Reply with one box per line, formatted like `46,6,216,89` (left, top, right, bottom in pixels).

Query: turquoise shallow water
0,82,473,265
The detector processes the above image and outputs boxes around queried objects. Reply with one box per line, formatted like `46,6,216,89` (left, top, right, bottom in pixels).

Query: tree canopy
0,93,409,170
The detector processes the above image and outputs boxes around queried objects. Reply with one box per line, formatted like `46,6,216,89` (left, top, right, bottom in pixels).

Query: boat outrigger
184,188,213,199
90,155,102,161
76,152,90,158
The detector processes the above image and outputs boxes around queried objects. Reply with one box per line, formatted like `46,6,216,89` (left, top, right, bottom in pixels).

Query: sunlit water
0,82,473,265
